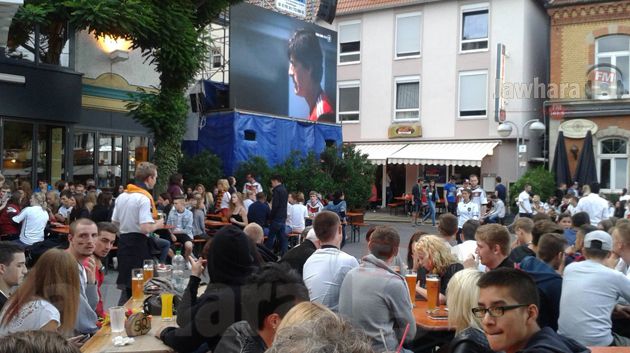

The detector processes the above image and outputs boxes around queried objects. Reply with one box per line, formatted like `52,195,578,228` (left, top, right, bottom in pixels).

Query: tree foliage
510,167,556,210
178,151,223,193
8,0,239,192
234,145,376,210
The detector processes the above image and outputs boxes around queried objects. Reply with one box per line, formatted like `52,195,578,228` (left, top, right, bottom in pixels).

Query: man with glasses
475,268,587,353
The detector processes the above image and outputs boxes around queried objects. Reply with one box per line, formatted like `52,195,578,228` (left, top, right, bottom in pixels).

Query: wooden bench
349,222,369,243
387,201,405,215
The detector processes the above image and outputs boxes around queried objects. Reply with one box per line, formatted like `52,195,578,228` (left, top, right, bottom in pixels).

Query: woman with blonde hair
214,179,231,218
12,192,49,247
194,184,214,213
277,301,337,332
446,269,492,353
414,235,463,304
229,192,248,229
0,249,80,336
191,193,208,239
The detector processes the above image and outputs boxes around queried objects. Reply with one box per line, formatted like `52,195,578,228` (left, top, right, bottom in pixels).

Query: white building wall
74,31,160,87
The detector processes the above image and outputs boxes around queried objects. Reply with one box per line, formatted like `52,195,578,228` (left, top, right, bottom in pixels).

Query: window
461,4,489,52
396,13,421,58
339,21,361,63
459,71,488,118
599,138,628,191
394,77,420,121
211,48,222,68
128,136,149,183
596,35,630,96
73,132,95,185
98,134,123,189
337,81,360,122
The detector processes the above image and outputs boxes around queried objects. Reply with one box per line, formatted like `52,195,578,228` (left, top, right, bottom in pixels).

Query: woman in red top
0,192,22,241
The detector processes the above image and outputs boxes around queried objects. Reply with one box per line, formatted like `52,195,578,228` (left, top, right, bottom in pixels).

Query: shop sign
388,124,422,139
559,119,598,138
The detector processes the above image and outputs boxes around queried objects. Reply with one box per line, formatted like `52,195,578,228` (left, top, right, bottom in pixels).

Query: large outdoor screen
229,3,338,124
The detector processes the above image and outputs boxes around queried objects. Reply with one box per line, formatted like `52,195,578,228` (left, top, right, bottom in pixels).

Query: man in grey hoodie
338,226,416,353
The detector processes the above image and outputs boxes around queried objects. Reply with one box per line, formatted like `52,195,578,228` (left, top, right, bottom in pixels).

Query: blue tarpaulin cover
182,111,342,175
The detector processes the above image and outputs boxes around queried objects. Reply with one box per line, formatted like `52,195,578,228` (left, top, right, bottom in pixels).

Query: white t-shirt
0,299,60,336
470,186,487,211
242,182,263,194
243,199,254,210
575,193,610,226
112,192,154,234
57,205,72,218
12,206,49,245
518,190,532,214
220,192,231,210
287,203,308,232
457,201,479,228
558,260,630,346
303,247,359,312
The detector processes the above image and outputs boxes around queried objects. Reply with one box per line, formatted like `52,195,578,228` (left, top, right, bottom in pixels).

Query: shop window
98,134,123,189
128,136,149,184
3,122,33,182
73,132,95,185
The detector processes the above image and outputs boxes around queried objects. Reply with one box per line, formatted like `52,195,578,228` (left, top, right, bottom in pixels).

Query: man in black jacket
265,175,288,255
280,228,320,275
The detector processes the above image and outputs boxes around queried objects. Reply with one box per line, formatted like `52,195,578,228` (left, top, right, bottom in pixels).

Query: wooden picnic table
50,225,70,234
204,220,231,228
588,348,630,353
413,300,453,331
81,295,173,353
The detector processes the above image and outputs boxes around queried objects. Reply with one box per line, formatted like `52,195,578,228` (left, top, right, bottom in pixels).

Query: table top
204,220,231,228
81,296,174,353
588,348,630,353
413,300,453,331
50,225,70,234
346,211,364,217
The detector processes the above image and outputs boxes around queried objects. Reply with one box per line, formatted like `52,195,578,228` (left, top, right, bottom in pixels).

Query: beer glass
131,268,144,301
143,259,155,283
405,272,417,307
426,274,440,311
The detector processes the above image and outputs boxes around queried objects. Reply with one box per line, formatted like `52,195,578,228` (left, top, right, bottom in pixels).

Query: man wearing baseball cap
558,230,630,347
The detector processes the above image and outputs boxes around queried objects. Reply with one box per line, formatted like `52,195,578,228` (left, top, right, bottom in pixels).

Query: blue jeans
265,220,288,255
155,237,170,264
422,200,436,226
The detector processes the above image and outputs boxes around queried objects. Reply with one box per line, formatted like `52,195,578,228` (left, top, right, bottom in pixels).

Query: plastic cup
131,268,144,301
426,274,440,311
109,306,126,333
156,264,172,280
161,293,175,321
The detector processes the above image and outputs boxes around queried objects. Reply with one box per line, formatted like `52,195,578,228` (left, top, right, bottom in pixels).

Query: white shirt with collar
575,193,610,226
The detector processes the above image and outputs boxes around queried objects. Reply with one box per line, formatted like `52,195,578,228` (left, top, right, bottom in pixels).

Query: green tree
510,167,556,211
8,0,239,192
178,151,223,192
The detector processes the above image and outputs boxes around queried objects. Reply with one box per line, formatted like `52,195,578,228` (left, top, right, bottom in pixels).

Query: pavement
101,209,438,309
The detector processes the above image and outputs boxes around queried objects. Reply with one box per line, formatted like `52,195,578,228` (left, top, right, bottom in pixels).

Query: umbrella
551,131,572,186
575,130,598,188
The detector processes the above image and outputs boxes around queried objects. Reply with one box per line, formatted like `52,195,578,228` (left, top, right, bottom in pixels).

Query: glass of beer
160,292,175,321
131,268,144,301
405,272,417,307
143,259,154,283
426,274,440,311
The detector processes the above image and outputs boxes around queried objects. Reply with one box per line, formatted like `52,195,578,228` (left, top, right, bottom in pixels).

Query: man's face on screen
289,55,312,98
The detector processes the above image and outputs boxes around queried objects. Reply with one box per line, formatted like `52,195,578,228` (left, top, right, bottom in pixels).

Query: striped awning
388,141,500,167
353,143,407,165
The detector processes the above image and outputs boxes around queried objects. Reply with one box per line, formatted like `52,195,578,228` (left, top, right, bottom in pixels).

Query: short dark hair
60,190,73,199
243,262,309,330
256,192,267,201
438,213,458,237
583,247,610,260
271,174,283,183
537,233,567,264
159,192,172,203
572,212,590,228
69,218,96,236
0,242,23,266
369,226,400,260
532,221,564,246
313,210,340,242
97,222,119,236
96,191,113,207
495,176,502,183
477,268,539,308
462,219,480,241
288,29,323,84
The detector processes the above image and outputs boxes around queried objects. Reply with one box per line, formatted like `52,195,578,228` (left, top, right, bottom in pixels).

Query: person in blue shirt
443,176,458,216
248,192,271,236
167,196,194,262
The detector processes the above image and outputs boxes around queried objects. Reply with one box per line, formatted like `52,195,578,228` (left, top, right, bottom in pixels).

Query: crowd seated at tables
1,168,630,353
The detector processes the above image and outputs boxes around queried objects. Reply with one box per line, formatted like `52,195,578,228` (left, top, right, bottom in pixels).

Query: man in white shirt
575,184,610,226
558,230,630,346
55,190,74,223
112,162,165,304
518,184,533,218
303,210,358,312
287,192,308,233
453,219,481,264
469,175,488,216
242,173,263,194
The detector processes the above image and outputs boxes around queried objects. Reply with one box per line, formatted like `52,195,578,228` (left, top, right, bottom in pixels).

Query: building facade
546,0,630,193
322,0,549,203
0,20,157,190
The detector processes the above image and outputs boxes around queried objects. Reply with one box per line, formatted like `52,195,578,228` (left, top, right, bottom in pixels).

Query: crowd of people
0,163,629,353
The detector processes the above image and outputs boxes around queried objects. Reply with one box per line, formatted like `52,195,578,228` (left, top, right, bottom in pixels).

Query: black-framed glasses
471,304,529,318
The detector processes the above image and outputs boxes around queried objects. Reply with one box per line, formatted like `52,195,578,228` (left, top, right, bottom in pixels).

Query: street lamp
497,119,546,179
